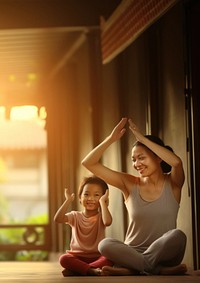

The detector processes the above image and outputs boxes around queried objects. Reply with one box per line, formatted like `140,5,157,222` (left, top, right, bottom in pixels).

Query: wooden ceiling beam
0,0,121,29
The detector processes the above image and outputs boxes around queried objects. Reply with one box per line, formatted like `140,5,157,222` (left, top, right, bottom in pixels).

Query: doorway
184,0,200,269
0,105,50,260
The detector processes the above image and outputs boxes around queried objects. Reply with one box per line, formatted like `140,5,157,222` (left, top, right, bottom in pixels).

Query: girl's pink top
65,211,106,258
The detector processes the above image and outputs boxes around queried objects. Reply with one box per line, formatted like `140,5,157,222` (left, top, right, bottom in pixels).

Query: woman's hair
133,135,174,173
78,175,109,198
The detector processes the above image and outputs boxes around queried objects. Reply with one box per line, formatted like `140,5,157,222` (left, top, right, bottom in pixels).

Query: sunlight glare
39,106,47,120
0,106,6,120
10,105,38,121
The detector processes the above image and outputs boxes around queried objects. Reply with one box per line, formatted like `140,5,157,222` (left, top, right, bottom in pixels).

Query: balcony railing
0,224,51,252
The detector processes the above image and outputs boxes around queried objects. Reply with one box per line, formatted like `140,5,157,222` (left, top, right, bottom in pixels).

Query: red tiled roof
0,120,47,150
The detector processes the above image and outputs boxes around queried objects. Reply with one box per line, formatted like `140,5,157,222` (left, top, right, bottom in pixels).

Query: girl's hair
133,135,174,173
78,175,109,198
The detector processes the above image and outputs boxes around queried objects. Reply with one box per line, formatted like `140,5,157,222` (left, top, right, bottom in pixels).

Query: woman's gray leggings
98,229,187,274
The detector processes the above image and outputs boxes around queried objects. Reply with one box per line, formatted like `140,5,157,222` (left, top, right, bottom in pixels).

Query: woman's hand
128,118,144,142
109,117,128,142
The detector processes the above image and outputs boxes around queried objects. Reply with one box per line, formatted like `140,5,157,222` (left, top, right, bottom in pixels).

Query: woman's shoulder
122,173,140,196
122,171,139,181
126,173,140,185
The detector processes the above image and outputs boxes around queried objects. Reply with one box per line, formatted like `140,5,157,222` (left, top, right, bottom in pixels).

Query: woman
81,117,187,275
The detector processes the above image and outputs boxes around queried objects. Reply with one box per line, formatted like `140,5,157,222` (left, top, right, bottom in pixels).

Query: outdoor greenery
0,213,49,261
0,156,49,261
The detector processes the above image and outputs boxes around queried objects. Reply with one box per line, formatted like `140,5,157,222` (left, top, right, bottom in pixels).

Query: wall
157,3,193,268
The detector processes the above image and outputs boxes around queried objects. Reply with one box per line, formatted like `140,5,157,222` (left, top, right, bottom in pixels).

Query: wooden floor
0,261,199,283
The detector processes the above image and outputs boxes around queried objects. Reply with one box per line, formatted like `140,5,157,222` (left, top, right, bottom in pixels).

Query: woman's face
131,145,161,177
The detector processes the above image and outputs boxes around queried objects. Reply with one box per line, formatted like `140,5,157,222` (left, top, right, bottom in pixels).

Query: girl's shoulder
65,210,81,221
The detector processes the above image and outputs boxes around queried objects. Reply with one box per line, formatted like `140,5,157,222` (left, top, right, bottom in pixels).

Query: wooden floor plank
0,262,199,283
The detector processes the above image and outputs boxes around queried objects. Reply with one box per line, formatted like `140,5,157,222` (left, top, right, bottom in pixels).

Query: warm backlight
10,105,38,121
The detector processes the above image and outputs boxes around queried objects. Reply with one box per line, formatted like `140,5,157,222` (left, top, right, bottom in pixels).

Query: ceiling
0,0,121,108
0,27,85,102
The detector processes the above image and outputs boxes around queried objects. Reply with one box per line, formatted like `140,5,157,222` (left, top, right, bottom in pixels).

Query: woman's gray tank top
124,176,179,253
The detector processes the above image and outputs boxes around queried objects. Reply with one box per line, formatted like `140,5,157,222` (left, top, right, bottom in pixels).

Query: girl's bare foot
101,266,139,276
159,263,187,275
62,269,77,276
87,267,102,276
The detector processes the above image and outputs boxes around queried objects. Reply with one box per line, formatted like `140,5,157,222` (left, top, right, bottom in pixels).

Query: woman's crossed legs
98,229,187,276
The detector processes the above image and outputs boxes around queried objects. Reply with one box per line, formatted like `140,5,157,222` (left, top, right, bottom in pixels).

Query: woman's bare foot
101,266,139,276
190,269,200,276
159,263,187,275
87,267,102,276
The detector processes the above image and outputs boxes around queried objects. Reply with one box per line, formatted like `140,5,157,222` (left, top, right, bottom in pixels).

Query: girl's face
131,145,161,177
80,183,104,211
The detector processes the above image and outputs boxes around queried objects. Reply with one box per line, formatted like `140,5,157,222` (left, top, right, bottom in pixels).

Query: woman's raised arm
81,118,132,196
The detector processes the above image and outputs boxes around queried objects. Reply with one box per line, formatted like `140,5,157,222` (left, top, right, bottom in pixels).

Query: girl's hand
99,190,109,206
109,118,128,142
64,188,75,202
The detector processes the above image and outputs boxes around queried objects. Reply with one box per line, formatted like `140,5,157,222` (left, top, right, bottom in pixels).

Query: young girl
54,175,113,276
81,117,187,276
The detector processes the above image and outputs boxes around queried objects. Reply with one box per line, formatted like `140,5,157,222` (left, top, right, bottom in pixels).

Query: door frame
184,0,200,269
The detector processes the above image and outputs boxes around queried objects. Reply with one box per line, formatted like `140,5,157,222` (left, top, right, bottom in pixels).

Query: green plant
0,213,49,261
